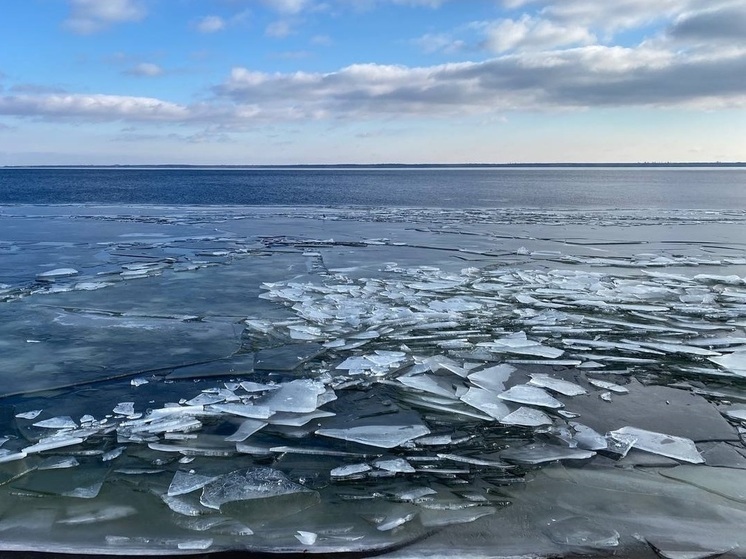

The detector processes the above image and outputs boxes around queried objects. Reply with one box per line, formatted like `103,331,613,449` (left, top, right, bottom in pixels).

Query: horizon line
3,161,745,169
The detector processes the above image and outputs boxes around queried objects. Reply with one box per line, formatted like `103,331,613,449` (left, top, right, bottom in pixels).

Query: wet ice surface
1,205,746,557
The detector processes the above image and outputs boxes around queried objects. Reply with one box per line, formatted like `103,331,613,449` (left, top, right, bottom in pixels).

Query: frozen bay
1,203,746,558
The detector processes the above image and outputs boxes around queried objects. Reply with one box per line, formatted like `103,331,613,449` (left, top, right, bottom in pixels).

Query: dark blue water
0,167,744,209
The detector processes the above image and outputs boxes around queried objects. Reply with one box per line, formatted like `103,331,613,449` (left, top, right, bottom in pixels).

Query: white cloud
2,41,744,130
125,63,164,77
265,20,295,38
481,15,595,53
195,15,226,33
64,0,146,34
537,0,708,34
669,4,746,42
217,45,746,117
0,93,190,122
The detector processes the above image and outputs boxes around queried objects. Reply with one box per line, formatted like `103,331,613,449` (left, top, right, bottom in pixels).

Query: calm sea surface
0,167,744,208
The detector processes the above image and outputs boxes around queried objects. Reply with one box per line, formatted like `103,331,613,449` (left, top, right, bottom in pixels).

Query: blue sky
0,0,744,165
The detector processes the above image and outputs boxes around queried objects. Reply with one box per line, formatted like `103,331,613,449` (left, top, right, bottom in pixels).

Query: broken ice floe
608,427,704,464
316,424,431,449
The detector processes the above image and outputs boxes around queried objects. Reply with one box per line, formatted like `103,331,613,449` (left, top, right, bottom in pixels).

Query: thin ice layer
200,467,316,510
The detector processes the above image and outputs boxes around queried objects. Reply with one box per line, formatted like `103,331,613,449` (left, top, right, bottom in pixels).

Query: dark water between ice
1,167,745,208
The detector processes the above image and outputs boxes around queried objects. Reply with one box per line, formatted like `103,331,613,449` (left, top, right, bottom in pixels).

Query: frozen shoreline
0,205,745,557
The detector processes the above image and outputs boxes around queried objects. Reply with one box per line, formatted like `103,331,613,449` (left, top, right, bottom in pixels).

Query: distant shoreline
2,162,745,170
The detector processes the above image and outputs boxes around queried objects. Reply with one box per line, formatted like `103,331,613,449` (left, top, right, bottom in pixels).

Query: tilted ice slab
168,471,220,497
257,379,327,413
501,443,596,465
459,387,512,420
478,331,564,359
316,424,431,449
500,406,553,427
498,385,564,409
608,427,704,464
709,349,746,377
467,364,514,393
528,373,586,396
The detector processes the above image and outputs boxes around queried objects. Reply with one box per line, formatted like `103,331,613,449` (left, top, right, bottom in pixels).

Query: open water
0,167,745,558
1,166,745,208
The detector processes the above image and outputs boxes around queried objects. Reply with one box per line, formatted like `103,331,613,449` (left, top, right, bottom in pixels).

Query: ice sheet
1,205,746,558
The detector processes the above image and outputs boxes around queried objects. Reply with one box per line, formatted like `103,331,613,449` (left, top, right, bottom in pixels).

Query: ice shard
168,470,221,497
316,424,431,449
608,427,704,464
498,385,564,409
500,406,553,427
460,387,512,420
528,373,586,396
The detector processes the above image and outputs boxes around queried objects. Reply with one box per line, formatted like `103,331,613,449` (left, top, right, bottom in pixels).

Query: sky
0,0,745,165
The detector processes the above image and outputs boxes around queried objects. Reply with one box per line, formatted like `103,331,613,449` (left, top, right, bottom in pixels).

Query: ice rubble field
1,205,746,557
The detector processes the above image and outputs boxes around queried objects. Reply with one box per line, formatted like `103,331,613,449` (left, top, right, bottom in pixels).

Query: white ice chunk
373,458,416,473
398,373,462,399
224,419,267,442
208,403,273,419
500,406,552,427
631,340,721,357
709,349,746,376
467,364,515,393
376,511,418,531
0,449,28,464
37,268,78,279
330,463,371,478
479,331,564,359
316,424,430,449
113,402,135,416
16,410,43,420
177,539,213,551
498,385,564,409
33,416,78,429
609,427,704,464
428,297,482,312
528,373,587,396
240,381,279,393
295,531,318,545
722,408,746,422
101,447,125,462
130,378,149,387
460,387,512,420
587,379,629,394
185,393,226,406
366,350,407,367
169,470,221,496
421,355,472,377
260,379,326,413
570,423,608,451
395,487,437,502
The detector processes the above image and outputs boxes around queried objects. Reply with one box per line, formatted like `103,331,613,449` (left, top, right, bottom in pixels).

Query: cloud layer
0,0,742,156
